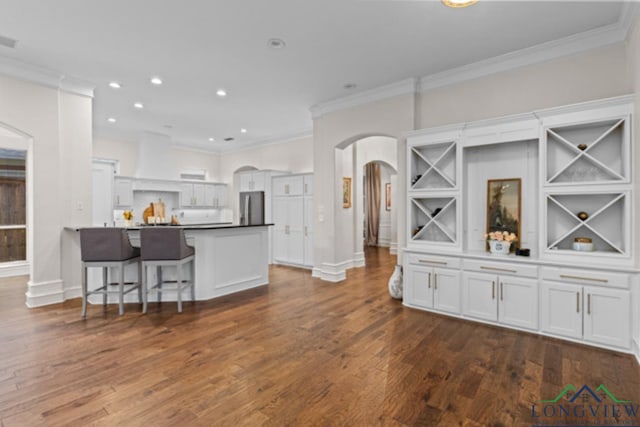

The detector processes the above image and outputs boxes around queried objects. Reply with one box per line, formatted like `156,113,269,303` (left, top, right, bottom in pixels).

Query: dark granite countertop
66,223,274,231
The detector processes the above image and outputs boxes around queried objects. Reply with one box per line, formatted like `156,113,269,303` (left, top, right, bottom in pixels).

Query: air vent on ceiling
224,137,234,142
0,35,18,49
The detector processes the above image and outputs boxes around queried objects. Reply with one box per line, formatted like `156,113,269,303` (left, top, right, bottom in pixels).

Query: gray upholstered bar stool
140,228,195,313
79,228,142,317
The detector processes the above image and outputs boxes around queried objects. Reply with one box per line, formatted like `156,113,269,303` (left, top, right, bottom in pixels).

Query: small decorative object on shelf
411,174,422,185
577,143,588,151
486,230,517,255
515,248,530,257
123,210,133,227
573,237,594,252
431,207,442,217
412,225,424,237
577,211,589,221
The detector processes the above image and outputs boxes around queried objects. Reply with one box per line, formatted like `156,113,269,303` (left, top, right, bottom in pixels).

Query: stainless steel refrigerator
239,191,265,225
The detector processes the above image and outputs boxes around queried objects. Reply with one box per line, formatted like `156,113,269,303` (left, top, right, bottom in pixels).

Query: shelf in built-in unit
409,196,458,245
545,191,628,256
409,141,457,191
545,117,629,185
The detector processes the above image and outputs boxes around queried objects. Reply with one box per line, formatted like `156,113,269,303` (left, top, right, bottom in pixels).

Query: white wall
93,137,138,177
0,74,93,306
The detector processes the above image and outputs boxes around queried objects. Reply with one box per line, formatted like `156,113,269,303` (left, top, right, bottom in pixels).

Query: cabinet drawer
541,267,630,289
463,259,538,278
407,254,461,269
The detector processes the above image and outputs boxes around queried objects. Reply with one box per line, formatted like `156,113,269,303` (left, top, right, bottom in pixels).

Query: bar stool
140,228,195,313
80,228,142,317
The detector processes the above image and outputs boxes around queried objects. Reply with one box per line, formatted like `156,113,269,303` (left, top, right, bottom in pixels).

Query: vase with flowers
123,210,134,227
485,230,517,255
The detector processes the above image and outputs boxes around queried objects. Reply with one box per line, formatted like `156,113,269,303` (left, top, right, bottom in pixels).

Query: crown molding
216,129,313,153
419,4,638,93
0,55,94,97
310,78,417,119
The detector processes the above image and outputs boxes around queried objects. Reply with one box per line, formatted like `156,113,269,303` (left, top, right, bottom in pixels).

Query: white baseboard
312,261,352,282
390,242,398,255
0,261,29,278
64,286,82,301
353,252,365,268
25,279,64,307
633,338,640,365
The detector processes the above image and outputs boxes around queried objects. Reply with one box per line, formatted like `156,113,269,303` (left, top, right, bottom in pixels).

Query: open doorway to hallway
362,160,396,265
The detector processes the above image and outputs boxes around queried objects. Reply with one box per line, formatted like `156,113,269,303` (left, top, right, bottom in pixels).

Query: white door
303,196,313,266
113,178,133,207
204,184,216,207
498,276,538,330
433,268,461,314
540,281,583,340
583,287,631,349
214,184,227,208
179,183,194,207
192,183,206,206
404,265,433,309
462,272,497,322
271,197,288,263
92,161,115,226
287,197,305,265
251,172,265,191
239,173,253,191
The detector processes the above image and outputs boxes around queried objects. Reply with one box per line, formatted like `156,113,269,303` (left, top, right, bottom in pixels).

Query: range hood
134,131,179,181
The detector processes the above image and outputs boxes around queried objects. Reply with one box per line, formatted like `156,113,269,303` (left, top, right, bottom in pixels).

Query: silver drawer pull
418,259,447,265
560,274,608,284
480,266,516,273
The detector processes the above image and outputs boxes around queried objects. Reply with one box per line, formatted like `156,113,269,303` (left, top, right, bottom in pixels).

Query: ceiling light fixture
133,102,144,109
150,76,163,85
240,128,247,134
441,0,478,8
208,137,215,142
267,38,286,49
107,117,116,123
108,81,122,89
216,89,227,97
344,83,357,90
224,137,234,142
0,35,18,49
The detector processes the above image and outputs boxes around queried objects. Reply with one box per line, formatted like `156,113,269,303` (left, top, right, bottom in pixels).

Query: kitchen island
62,223,273,305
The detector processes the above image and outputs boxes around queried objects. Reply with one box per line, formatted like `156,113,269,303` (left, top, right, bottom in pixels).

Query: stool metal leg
190,259,195,302
81,264,88,318
118,263,125,315
102,267,108,306
137,261,142,304
142,263,148,314
157,266,163,303
176,262,183,313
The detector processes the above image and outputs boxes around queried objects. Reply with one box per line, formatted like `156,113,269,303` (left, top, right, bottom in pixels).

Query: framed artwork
342,177,352,208
385,183,391,211
486,178,521,250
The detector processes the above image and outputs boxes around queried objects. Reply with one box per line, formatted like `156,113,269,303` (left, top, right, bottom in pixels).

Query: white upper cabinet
303,175,313,196
204,184,227,208
114,177,133,207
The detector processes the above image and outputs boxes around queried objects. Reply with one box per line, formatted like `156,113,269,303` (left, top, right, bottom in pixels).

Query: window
0,149,26,263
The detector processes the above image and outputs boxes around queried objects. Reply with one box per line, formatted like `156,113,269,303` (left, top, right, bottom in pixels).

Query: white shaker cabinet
114,177,133,207
204,184,227,208
405,264,460,314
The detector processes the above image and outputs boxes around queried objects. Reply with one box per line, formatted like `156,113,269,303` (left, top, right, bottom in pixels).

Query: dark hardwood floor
0,248,638,426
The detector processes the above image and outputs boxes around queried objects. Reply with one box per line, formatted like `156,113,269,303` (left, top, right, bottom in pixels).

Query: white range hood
134,131,178,181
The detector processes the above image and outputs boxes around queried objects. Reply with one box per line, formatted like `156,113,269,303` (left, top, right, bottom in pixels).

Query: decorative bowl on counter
572,237,594,252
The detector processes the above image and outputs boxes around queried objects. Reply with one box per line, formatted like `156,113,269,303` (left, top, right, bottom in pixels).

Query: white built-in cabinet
114,177,133,207
179,182,227,208
238,171,266,192
272,174,313,268
403,95,637,356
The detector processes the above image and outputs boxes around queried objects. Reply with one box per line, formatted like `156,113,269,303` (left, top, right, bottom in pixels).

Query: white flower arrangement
485,230,517,242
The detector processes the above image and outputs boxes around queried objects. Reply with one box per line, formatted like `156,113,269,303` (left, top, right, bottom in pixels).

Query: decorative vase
489,239,511,255
388,265,403,300
124,219,133,227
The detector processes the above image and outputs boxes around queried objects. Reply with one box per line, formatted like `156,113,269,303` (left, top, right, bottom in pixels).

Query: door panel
433,268,461,314
405,265,433,309
462,272,497,321
498,276,538,330
583,287,630,349
541,281,582,340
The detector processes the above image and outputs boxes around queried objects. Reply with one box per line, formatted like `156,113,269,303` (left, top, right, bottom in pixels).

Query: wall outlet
76,201,83,211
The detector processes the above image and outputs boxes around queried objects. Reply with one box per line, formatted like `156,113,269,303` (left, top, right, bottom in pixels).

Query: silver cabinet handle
492,281,495,300
285,184,289,194
481,266,516,273
500,282,503,301
587,294,591,315
576,292,580,313
434,273,438,290
304,183,308,194
418,259,447,265
560,274,608,284
116,195,120,205
304,226,308,237
428,272,431,289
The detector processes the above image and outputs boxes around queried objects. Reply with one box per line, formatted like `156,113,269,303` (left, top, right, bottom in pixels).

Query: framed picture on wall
385,183,391,211
486,178,521,250
343,177,352,208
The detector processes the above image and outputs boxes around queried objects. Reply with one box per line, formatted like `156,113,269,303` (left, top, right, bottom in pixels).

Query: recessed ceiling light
208,137,215,142
240,128,247,133
108,81,122,89
133,102,144,109
216,89,227,97
0,35,18,49
441,0,478,8
163,124,173,129
150,76,163,85
107,117,116,123
267,38,286,49
344,83,357,90
224,137,234,142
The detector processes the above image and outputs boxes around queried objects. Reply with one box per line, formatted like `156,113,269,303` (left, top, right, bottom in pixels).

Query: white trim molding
312,257,368,282
25,279,64,308
0,55,94,97
310,78,418,119
353,252,365,268
390,242,398,255
419,3,639,93
0,261,29,278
